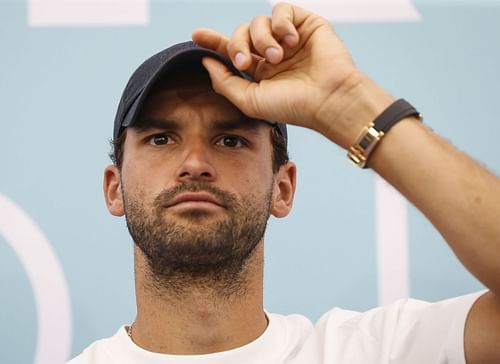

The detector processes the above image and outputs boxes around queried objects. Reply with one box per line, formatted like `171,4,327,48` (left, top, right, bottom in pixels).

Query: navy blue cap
113,41,287,143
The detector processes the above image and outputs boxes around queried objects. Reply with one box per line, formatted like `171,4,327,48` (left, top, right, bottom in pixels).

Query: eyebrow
210,119,266,134
133,117,268,135
133,118,180,134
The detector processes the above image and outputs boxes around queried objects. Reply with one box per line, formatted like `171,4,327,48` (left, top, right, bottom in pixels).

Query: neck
131,243,267,355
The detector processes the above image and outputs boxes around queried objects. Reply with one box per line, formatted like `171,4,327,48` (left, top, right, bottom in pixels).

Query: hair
109,124,288,173
110,63,288,172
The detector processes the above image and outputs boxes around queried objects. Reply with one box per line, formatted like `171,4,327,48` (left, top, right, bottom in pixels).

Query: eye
215,136,246,148
148,134,174,146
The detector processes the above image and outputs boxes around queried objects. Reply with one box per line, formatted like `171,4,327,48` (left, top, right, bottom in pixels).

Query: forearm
370,119,500,293
326,78,500,294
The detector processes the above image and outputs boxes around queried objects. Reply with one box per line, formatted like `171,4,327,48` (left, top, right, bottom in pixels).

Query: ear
271,161,297,218
103,165,125,217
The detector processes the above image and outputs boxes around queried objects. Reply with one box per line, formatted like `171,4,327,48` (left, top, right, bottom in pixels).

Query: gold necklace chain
127,323,133,339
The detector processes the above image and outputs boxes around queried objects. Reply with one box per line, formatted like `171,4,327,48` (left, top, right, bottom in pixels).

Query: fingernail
265,47,281,64
234,52,246,68
284,34,296,47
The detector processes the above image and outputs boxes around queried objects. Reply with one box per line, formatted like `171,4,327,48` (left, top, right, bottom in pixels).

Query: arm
192,3,500,362
368,108,500,364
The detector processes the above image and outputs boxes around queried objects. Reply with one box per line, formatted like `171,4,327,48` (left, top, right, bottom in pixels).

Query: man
68,3,500,363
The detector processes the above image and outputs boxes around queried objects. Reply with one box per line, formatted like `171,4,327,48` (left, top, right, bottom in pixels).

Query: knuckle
273,1,288,11
271,22,290,36
250,16,270,35
233,23,248,35
251,15,269,25
272,2,292,18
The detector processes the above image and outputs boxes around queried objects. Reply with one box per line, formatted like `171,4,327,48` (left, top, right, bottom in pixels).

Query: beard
123,181,273,296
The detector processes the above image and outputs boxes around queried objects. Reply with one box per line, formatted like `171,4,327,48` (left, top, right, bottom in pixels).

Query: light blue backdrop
1,1,498,363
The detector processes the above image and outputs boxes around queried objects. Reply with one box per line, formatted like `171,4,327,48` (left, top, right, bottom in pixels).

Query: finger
226,24,265,76
249,15,284,64
194,27,262,76
272,2,310,28
271,3,300,47
227,23,253,71
192,28,230,58
201,57,259,118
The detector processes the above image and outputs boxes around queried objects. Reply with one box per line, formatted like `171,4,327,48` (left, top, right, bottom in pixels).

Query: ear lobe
271,162,297,218
103,165,125,217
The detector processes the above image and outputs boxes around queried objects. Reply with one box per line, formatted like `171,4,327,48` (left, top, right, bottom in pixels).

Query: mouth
165,192,224,210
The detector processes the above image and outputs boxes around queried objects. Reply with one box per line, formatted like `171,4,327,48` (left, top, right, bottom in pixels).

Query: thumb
201,57,259,118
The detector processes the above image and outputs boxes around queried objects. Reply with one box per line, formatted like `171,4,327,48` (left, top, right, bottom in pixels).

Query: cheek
120,162,156,205
238,161,274,194
122,153,169,188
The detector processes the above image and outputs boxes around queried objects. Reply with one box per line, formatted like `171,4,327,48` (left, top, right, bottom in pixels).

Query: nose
175,139,217,182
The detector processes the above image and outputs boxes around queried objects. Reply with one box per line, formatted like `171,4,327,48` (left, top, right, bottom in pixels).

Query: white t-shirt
67,292,483,364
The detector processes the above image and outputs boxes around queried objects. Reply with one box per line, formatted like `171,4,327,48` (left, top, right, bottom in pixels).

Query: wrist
314,72,395,149
347,99,422,168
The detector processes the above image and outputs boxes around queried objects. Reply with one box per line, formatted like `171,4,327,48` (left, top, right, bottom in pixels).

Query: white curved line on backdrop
28,0,149,26
375,176,409,305
0,193,72,364
269,0,421,22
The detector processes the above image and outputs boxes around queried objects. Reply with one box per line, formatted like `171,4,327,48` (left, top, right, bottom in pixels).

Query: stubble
123,181,273,298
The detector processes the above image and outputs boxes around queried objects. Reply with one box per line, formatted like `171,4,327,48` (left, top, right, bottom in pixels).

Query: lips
166,192,224,208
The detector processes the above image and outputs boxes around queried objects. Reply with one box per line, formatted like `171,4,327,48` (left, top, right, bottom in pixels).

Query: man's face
113,81,282,289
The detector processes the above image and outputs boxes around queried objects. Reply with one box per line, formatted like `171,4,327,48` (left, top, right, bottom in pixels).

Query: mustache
153,182,238,209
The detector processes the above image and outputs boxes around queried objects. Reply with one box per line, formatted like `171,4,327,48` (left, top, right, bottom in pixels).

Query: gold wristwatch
347,99,421,168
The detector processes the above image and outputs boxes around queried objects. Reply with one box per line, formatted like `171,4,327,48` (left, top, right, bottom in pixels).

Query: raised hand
192,2,393,148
